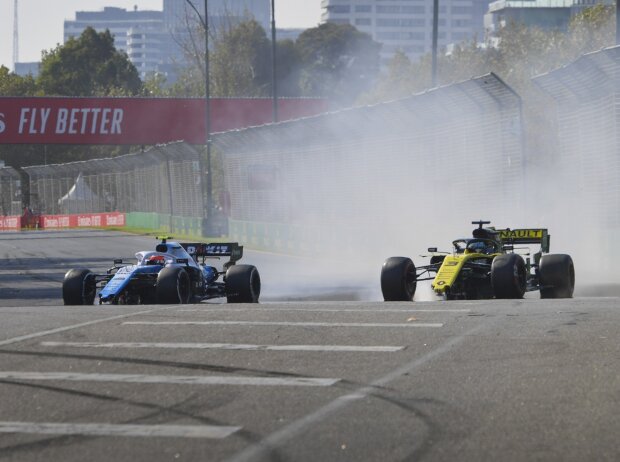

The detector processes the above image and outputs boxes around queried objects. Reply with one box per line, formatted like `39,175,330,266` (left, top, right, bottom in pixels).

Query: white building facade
64,7,167,80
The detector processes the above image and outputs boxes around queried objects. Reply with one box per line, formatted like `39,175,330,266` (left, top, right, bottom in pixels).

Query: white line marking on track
0,307,176,347
40,341,405,352
0,421,240,439
123,321,443,328
224,318,495,462
0,371,339,387
178,308,470,313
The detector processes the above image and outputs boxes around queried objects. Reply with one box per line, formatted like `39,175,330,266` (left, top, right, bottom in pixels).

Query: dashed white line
0,371,339,387
224,318,495,462
0,306,177,347
178,308,470,313
40,341,405,352
0,421,240,439
123,321,443,328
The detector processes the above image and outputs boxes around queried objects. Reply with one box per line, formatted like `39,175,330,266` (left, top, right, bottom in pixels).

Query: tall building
321,0,493,65
63,3,287,83
163,0,270,32
484,0,614,36
64,7,163,53
13,62,39,77
64,7,168,80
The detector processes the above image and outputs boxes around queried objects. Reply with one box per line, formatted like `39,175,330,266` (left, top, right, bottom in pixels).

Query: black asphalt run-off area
0,230,618,462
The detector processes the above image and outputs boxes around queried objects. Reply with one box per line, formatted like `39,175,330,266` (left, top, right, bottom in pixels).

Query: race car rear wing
497,229,550,253
180,242,244,263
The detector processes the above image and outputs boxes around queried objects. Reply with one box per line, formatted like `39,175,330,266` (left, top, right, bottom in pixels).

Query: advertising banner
0,216,20,231
0,97,328,145
40,212,126,229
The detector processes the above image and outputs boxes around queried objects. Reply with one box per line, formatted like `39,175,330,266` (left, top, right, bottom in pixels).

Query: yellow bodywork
432,255,467,294
431,253,495,295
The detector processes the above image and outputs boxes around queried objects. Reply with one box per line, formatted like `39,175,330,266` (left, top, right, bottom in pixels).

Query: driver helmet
466,241,487,254
147,255,166,265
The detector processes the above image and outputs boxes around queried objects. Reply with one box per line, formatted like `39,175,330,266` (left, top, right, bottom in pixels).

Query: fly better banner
0,97,327,145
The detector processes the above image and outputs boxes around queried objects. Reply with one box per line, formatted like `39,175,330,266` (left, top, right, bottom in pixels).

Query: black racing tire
491,254,527,299
381,257,417,301
226,265,261,303
156,266,191,304
540,254,575,299
63,268,96,305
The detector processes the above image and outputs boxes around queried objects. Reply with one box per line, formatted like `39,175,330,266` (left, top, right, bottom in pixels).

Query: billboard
0,97,328,145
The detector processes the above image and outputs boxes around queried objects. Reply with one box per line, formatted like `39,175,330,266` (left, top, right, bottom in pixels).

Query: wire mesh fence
533,45,620,273
214,73,525,253
0,167,22,216
534,46,620,228
22,142,206,219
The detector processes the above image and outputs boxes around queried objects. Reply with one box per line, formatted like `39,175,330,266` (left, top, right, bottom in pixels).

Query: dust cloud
224,53,620,301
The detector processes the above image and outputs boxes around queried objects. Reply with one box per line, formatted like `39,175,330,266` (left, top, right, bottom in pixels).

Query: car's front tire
381,257,417,301
156,267,191,304
539,254,575,298
63,268,96,305
491,254,527,299
226,265,260,303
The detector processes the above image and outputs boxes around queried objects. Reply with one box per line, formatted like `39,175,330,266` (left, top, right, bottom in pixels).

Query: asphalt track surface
0,230,619,462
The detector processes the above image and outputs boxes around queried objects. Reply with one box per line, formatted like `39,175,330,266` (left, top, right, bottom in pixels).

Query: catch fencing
214,73,525,254
22,142,206,233
0,167,22,217
533,45,620,267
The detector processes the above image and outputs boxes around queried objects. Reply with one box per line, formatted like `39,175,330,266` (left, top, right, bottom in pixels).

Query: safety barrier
23,142,205,218
0,216,21,231
0,167,22,217
533,45,620,272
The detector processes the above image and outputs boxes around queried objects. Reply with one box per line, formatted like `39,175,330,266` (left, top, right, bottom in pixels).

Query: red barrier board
0,216,21,230
40,212,125,229
0,97,328,145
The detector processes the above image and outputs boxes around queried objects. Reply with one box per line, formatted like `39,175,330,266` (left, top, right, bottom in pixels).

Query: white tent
58,173,98,213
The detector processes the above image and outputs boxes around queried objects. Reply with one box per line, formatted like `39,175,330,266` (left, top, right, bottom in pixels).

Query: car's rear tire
157,267,191,304
491,254,527,299
226,265,260,303
540,254,575,298
63,268,96,305
381,257,417,301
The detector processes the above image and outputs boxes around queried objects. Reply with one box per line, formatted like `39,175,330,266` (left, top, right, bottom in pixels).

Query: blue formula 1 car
62,238,260,305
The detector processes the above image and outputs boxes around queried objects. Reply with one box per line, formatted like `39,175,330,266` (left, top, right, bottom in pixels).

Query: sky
0,0,323,70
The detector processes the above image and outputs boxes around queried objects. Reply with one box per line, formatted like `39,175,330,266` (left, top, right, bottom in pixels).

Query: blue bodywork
63,239,255,305
99,265,162,303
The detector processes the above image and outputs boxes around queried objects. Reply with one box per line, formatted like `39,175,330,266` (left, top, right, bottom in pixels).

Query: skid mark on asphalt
0,371,340,387
223,318,495,462
0,303,453,443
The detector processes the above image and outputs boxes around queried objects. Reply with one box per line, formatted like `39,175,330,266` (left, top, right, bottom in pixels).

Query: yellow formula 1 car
381,220,575,301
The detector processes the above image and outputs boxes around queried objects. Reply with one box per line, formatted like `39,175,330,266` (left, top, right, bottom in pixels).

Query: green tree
38,27,142,96
210,19,272,97
568,5,614,53
0,66,38,96
296,23,381,105
365,5,615,105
